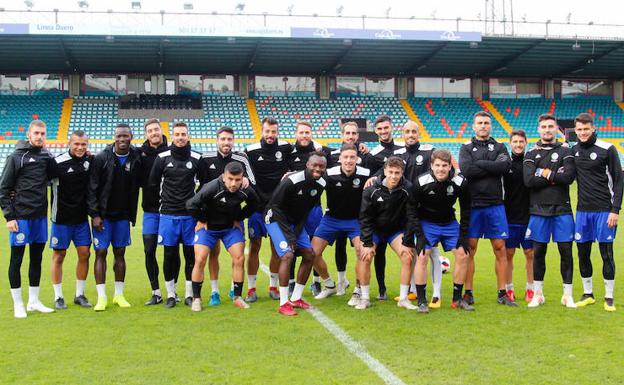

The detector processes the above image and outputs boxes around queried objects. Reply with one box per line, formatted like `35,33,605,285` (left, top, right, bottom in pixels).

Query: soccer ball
439,256,451,274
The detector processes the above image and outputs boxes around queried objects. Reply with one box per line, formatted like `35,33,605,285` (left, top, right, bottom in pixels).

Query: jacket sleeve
458,144,488,179
402,185,422,248
87,154,105,218
233,153,256,186
607,146,623,213
549,150,576,186
0,155,18,220
148,155,165,192
358,188,376,247
457,181,472,249
239,187,260,220
523,154,550,188
185,182,217,222
473,145,511,175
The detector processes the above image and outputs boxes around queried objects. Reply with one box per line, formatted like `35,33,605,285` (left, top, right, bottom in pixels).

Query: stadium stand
554,96,624,138
119,94,202,110
0,95,63,140
491,98,554,136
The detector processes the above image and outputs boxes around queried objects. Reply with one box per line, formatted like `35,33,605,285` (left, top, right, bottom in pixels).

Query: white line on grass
259,262,407,385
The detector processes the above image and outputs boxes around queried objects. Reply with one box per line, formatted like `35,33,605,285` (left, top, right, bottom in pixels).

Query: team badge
488,144,494,151
186,161,192,169
51,237,59,245
16,233,25,242
279,241,289,251
93,238,99,246
416,155,423,165
446,185,454,195
194,235,199,242
551,152,559,161
356,158,362,164
590,152,597,160
310,189,318,197
575,232,582,241
125,162,131,171
158,235,163,243
472,147,477,152
525,228,531,238
84,161,90,170
275,151,282,160
353,178,361,186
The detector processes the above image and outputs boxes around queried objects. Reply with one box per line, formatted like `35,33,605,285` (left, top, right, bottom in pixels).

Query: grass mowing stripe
259,262,407,385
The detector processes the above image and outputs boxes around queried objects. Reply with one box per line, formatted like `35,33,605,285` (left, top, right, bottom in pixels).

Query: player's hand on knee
195,221,208,232
233,221,243,232
6,219,18,232
400,246,414,263
92,216,104,232
607,213,618,228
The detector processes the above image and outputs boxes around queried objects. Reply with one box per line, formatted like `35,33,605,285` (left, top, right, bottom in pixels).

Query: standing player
245,117,293,302
358,157,414,310
459,111,516,306
199,125,255,305
573,112,623,311
87,124,143,311
503,129,534,303
49,131,94,309
187,162,259,311
523,114,577,308
0,120,54,318
148,122,202,308
139,118,168,306
410,150,473,312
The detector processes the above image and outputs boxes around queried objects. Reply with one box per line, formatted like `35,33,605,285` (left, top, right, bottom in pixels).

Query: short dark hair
115,123,132,135
217,126,235,137
296,120,312,130
431,149,452,164
173,121,188,129
308,151,327,162
340,143,357,153
262,116,278,126
224,161,244,175
473,111,492,121
510,129,527,141
143,118,160,130
384,156,405,171
538,114,557,123
575,112,594,125
375,115,392,126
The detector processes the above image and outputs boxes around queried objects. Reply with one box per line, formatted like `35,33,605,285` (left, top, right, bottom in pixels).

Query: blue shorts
314,215,360,244
50,221,91,249
421,220,459,252
527,214,575,243
92,219,131,250
142,212,160,235
372,231,403,246
506,224,533,250
266,222,312,258
158,214,195,246
194,227,245,249
248,211,268,240
304,205,323,236
9,217,48,246
468,204,509,239
575,211,617,243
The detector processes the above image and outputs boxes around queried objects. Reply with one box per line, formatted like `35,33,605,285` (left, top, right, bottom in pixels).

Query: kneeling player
186,162,259,311
409,150,473,313
358,157,414,310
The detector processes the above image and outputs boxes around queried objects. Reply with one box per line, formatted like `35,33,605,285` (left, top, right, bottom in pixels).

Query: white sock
53,283,63,300
96,283,106,299
279,286,289,306
353,285,361,295
76,280,86,297
338,271,346,283
604,279,615,299
211,280,219,293
114,281,124,296
361,285,370,300
324,277,335,288
249,274,258,289
582,276,593,294
185,280,193,298
10,287,23,305
430,249,442,298
505,283,514,291
526,282,534,291
409,283,416,293
288,278,295,285
290,283,305,302
268,273,277,288
563,283,573,297
165,280,176,298
313,275,321,283
230,281,234,291
399,284,409,300
153,288,162,296
28,286,40,304
534,281,544,294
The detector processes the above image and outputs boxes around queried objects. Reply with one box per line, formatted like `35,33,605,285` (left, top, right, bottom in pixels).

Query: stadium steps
479,100,512,135
400,99,430,140
161,121,170,138
57,98,73,140
246,98,262,140
618,101,624,112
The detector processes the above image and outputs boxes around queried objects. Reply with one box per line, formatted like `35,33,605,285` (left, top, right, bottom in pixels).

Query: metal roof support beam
328,41,355,73
557,41,624,77
405,42,448,74
59,37,78,71
481,39,545,77
246,41,261,71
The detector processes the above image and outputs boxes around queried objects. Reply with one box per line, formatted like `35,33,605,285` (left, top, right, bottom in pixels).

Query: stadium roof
1,34,623,79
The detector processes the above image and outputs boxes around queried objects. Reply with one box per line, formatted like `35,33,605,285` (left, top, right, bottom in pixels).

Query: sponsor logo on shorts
16,233,25,242
93,237,99,246
51,237,59,245
194,235,199,242
525,228,531,238
279,241,288,251
249,228,255,237
575,232,581,240
158,235,163,243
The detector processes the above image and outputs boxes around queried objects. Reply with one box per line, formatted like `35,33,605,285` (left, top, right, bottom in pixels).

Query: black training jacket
324,165,371,220
374,141,435,183
246,139,293,207
368,140,405,174
329,142,376,169
139,136,168,213
288,140,332,172
50,151,94,224
504,153,530,225
198,150,255,188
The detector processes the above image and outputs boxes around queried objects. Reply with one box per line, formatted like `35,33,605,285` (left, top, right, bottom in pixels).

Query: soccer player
264,152,327,316
459,111,516,306
87,124,142,311
573,112,623,312
312,144,370,299
148,122,202,308
245,117,293,302
139,118,169,306
410,149,473,313
358,156,414,310
49,130,94,309
523,114,577,308
187,162,259,311
503,129,534,303
0,120,54,318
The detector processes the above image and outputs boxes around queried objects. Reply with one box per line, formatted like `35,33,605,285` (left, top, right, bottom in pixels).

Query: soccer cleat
347,292,361,307
174,294,181,304
73,295,92,308
184,296,193,307
191,298,202,312
144,294,163,306
55,297,68,310
208,292,221,306
288,281,295,297
429,297,441,309
14,303,27,319
407,292,417,301
506,290,516,302
233,296,250,309
524,289,534,303
164,297,176,308
527,293,545,308
451,299,475,311
113,295,131,308
94,297,107,312
417,303,429,313
604,298,616,312
310,281,322,297
314,286,337,300
497,295,518,307
268,287,280,301
27,301,55,313
228,289,235,300
575,293,596,307
463,293,474,305
355,298,371,310
336,280,350,296
278,302,298,316
290,299,313,310
246,288,258,303
397,298,418,310
561,295,577,309
377,291,388,301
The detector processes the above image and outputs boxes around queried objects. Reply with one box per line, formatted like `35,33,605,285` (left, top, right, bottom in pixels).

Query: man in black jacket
572,112,623,312
87,124,143,311
459,111,516,306
49,130,94,309
139,118,168,306
0,120,54,318
148,122,203,308
524,114,577,309
186,162,259,311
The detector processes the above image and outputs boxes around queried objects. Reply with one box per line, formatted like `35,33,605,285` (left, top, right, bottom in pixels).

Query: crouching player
186,162,258,311
409,150,473,313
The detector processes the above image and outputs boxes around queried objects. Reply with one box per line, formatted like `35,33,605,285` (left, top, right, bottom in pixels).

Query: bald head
402,120,420,145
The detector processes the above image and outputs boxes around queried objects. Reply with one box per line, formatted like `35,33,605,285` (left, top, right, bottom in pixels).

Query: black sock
453,283,463,302
498,289,506,298
465,289,473,296
233,281,243,297
192,281,203,299
416,284,427,305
